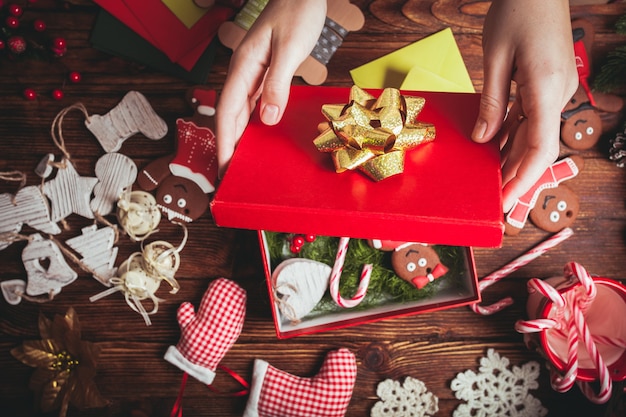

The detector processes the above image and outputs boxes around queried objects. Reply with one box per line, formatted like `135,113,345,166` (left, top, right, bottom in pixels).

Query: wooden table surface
1,1,626,416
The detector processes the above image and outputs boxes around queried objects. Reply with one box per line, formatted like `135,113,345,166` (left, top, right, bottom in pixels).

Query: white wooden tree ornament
22,233,77,297
65,225,119,286
90,153,138,216
42,158,98,222
0,185,61,251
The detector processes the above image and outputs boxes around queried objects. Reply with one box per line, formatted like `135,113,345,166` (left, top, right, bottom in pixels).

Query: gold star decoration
10,308,107,417
314,85,436,181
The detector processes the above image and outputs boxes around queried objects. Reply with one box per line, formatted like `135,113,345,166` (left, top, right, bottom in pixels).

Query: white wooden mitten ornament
43,158,98,222
1,279,26,305
243,348,357,417
90,153,138,216
271,258,330,323
22,234,77,297
0,185,61,251
65,225,118,286
85,91,168,153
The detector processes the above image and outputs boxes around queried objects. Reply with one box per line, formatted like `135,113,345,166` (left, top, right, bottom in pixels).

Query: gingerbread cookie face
529,184,579,233
561,90,601,150
391,244,448,289
155,176,210,223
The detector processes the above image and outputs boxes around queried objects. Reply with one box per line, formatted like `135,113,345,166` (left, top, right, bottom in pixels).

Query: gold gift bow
313,85,436,181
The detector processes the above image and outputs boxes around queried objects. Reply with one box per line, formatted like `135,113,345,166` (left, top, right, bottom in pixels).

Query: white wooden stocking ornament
0,185,61,251
42,158,98,222
271,258,331,323
65,225,118,286
90,152,138,216
85,91,168,153
22,233,77,297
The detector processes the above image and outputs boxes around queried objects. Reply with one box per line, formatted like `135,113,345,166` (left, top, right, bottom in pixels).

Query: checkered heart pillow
243,348,356,417
164,278,246,384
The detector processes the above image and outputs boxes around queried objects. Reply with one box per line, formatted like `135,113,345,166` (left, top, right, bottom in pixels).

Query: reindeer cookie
137,87,218,223
367,240,449,289
218,0,364,85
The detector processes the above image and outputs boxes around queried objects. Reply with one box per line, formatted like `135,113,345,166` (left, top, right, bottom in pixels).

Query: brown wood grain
1,1,626,416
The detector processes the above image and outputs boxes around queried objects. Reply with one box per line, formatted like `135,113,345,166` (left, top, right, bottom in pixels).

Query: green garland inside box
265,232,470,315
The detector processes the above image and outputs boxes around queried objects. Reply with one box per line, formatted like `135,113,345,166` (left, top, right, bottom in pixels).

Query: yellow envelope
350,28,475,93
162,0,208,29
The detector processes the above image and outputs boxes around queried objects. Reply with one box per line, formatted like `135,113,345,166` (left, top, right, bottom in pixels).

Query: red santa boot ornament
137,87,219,223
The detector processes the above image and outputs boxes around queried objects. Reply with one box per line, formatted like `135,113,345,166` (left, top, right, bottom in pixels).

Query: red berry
9,4,23,17
289,244,301,254
7,36,26,54
292,235,305,247
0,40,5,50
33,19,46,32
68,71,81,83
304,234,316,242
53,38,66,49
6,16,19,29
23,88,37,100
51,89,64,100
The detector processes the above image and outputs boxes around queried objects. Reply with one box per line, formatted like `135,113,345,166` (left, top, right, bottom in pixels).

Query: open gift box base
260,231,480,339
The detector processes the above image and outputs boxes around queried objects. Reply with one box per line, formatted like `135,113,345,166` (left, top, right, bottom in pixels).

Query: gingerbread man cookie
561,19,625,150
505,155,584,235
528,184,579,233
390,243,448,289
137,87,217,223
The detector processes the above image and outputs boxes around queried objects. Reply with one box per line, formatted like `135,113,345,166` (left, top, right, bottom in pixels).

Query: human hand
471,0,578,213
216,0,327,175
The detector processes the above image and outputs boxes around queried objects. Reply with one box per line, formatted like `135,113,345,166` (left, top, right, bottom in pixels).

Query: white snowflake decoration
371,376,438,417
450,349,547,417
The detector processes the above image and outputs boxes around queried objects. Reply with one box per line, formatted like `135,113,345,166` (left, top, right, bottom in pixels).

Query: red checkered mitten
243,348,356,417
164,278,246,384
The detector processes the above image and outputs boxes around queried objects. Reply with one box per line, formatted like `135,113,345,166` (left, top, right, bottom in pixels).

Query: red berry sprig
289,234,317,253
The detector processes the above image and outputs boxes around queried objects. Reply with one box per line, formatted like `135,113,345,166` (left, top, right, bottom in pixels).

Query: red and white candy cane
470,227,573,315
329,237,372,308
515,262,613,404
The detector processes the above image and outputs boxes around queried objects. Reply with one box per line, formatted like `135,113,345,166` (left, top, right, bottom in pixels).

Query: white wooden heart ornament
1,279,26,305
271,258,331,323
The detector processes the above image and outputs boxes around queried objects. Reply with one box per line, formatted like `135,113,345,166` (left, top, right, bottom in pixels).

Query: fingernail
261,104,279,125
472,119,487,141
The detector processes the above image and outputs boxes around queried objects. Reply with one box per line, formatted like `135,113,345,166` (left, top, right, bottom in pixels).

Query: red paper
211,86,504,248
93,0,233,70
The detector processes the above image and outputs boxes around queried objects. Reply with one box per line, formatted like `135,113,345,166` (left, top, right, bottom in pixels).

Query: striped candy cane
515,262,614,404
329,237,372,308
470,228,573,315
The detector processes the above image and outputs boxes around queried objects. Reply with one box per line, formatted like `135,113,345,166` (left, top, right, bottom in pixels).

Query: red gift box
211,86,503,337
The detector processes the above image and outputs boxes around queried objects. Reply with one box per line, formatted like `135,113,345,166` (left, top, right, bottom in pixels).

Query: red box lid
211,86,503,247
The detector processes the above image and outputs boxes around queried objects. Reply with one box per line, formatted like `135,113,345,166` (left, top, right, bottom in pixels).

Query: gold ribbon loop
313,85,436,181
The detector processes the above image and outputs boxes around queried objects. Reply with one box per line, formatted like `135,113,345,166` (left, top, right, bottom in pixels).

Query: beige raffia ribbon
313,85,436,181
89,223,187,325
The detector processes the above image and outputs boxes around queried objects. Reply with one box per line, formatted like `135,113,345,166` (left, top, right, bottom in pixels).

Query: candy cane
470,228,573,315
515,262,614,404
329,237,372,308
569,291,612,404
